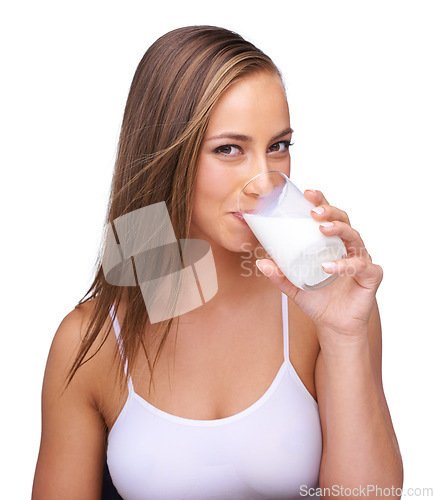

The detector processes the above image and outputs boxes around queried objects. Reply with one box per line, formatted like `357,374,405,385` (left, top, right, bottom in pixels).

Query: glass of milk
238,171,347,291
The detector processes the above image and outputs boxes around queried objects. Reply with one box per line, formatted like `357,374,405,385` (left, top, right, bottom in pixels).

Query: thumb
255,259,301,300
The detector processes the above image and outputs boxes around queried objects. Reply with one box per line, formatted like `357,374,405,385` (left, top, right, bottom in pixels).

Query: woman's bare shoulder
286,296,319,350
46,298,116,400
33,299,110,499
285,295,320,401
52,299,96,345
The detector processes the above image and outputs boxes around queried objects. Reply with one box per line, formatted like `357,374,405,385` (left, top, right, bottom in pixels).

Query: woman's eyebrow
206,132,252,142
206,128,293,143
271,127,293,142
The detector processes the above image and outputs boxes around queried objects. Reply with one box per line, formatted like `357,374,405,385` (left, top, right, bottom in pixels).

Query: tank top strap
281,293,290,363
109,304,134,393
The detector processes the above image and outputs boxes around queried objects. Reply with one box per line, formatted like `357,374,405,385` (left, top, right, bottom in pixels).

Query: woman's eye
214,145,241,156
268,140,293,153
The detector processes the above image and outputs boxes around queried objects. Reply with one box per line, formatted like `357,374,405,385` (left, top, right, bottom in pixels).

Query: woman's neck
202,241,270,305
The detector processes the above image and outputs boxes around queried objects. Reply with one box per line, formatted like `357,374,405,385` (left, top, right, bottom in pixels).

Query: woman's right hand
255,189,383,343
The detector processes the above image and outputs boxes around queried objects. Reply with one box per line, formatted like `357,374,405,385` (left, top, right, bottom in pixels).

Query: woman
32,26,403,499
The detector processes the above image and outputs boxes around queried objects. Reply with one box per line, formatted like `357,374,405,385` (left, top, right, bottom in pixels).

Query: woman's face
191,71,292,253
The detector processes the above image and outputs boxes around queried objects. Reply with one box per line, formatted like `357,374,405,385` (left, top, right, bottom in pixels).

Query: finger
322,257,383,290
310,204,351,226
304,189,330,206
318,220,368,258
255,258,302,301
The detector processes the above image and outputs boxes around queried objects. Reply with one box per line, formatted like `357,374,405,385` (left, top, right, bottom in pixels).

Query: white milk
244,213,347,290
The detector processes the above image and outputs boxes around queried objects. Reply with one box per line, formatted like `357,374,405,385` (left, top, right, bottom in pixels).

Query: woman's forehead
205,72,290,139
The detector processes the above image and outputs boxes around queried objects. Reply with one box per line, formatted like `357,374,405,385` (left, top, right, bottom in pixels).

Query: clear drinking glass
238,171,347,291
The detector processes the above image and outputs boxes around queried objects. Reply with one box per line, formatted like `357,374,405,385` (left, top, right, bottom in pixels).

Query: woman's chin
223,236,262,254
187,225,260,254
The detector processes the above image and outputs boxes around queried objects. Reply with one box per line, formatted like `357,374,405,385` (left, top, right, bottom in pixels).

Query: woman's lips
231,212,248,225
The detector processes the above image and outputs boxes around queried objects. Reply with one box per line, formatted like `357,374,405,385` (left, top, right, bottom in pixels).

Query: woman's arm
315,300,403,497
256,189,403,497
32,308,107,500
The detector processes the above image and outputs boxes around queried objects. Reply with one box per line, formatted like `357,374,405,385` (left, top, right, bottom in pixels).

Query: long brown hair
68,25,281,389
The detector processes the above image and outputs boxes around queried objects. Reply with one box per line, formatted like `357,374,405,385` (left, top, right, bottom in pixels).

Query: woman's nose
242,155,271,194
244,175,274,197
243,156,283,196
239,170,287,215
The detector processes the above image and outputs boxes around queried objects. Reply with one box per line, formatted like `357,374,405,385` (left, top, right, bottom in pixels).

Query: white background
1,1,433,497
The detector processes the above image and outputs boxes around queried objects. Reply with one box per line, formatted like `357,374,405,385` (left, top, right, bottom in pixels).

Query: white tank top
107,293,322,499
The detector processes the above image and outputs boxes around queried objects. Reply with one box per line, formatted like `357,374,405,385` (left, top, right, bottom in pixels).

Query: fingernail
312,206,325,214
322,261,337,273
256,259,272,276
320,221,334,227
